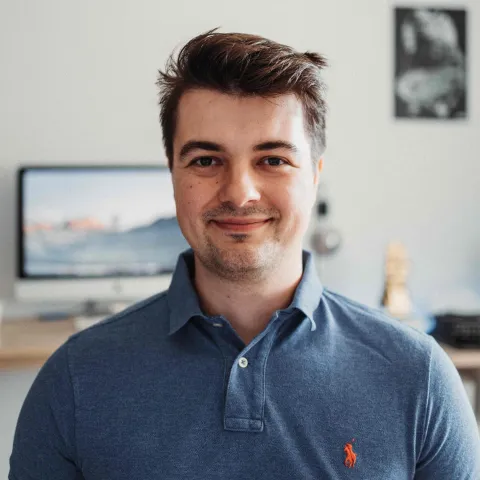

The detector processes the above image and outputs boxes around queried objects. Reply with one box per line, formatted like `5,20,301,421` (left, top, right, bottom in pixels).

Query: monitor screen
18,166,190,279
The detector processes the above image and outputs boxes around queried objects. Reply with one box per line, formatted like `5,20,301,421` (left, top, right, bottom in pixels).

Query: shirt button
212,322,223,327
238,357,248,368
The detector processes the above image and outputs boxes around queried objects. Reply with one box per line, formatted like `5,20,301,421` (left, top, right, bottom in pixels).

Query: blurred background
0,0,479,476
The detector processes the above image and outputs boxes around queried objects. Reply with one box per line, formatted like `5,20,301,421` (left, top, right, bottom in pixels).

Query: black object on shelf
310,200,341,256
317,201,328,216
430,313,480,349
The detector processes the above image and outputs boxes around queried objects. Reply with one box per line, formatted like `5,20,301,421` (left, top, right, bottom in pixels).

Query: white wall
0,0,479,474
1,0,479,311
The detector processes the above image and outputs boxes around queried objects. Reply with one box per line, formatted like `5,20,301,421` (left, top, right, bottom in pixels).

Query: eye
261,157,288,167
189,157,220,167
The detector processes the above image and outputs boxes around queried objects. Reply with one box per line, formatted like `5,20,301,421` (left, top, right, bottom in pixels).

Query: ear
313,158,324,187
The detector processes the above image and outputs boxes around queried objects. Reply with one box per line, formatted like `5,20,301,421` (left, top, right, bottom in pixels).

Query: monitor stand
73,299,131,331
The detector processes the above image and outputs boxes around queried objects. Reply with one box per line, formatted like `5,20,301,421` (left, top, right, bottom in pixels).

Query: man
9,29,480,479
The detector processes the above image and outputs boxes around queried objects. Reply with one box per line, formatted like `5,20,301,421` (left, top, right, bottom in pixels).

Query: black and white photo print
394,7,467,119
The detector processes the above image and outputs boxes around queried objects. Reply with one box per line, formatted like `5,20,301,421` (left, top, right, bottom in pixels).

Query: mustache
203,204,279,222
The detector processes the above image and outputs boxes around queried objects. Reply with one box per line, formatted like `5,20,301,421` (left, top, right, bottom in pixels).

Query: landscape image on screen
22,168,190,278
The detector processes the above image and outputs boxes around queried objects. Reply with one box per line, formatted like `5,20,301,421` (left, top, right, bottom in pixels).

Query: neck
193,250,304,345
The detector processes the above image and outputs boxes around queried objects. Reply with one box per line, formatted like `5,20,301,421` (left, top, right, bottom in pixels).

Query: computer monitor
15,165,190,306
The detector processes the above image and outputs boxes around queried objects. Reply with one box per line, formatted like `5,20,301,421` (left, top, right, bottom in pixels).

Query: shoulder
320,288,435,365
64,291,170,355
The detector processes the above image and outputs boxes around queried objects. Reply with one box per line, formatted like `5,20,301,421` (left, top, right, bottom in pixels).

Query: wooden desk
0,318,77,370
441,344,480,370
441,344,480,415
2,318,480,370
2,318,480,414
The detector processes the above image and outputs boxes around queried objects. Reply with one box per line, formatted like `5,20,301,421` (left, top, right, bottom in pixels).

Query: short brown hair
156,28,328,170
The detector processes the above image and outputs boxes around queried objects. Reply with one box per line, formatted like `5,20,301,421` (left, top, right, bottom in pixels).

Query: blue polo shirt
9,249,480,479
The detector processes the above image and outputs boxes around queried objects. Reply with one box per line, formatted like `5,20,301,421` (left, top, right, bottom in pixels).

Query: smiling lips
212,218,271,232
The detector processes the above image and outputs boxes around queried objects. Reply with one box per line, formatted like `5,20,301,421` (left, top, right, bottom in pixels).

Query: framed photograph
394,7,467,119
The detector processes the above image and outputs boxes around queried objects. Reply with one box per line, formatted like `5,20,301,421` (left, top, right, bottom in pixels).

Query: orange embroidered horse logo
343,438,357,468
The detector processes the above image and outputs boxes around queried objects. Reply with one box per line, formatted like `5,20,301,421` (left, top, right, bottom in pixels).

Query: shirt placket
203,312,285,433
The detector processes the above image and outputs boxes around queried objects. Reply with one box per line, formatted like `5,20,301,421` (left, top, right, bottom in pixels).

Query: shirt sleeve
415,337,480,479
9,340,83,479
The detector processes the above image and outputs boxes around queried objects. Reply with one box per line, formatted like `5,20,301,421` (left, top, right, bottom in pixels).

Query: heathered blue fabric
9,249,480,479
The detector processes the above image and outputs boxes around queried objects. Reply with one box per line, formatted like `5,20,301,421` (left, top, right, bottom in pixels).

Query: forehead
173,89,309,152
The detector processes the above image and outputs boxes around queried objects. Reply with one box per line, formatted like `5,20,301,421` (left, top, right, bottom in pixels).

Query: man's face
171,89,322,281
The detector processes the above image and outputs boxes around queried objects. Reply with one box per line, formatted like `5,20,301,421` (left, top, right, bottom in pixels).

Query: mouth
211,218,272,232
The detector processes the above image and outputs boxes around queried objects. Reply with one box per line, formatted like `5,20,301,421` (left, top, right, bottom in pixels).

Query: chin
215,242,278,269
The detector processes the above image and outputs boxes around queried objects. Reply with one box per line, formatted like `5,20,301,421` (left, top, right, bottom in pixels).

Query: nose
217,167,261,208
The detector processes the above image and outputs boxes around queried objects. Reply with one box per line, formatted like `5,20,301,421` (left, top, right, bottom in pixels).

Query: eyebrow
178,140,299,161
